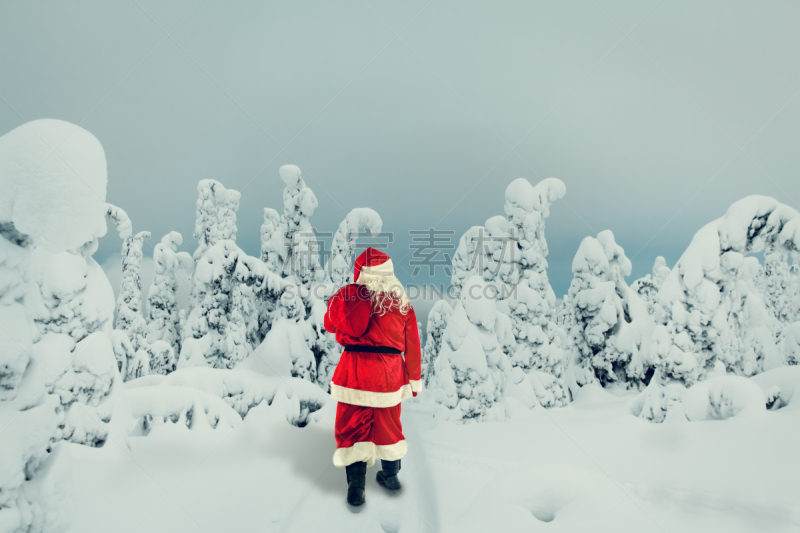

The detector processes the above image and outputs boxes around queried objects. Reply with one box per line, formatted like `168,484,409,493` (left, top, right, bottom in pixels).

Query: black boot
345,461,366,506
376,459,402,491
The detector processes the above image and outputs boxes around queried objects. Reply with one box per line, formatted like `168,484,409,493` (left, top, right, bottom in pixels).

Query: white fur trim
333,440,408,468
359,258,394,278
333,442,377,468
330,382,413,407
376,440,407,461
409,380,423,393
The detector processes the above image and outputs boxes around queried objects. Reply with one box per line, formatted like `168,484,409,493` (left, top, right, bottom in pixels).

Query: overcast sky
2,0,799,298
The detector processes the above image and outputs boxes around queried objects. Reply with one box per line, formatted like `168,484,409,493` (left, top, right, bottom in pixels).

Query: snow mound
0,119,108,252
127,367,329,427
750,365,800,411
682,375,767,421
243,316,314,378
455,464,621,532
633,373,767,422
127,385,242,433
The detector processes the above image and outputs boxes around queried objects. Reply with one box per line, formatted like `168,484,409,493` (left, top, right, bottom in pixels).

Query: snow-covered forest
2,119,799,532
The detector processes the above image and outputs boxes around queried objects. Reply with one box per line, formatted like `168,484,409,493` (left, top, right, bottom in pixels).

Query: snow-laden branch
105,203,131,240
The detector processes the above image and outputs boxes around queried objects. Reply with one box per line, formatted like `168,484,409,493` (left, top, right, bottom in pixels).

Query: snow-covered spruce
639,196,800,422
126,367,330,427
781,321,800,366
489,179,569,407
0,120,136,531
631,256,671,316
267,164,323,285
114,230,150,341
431,178,569,413
433,276,513,421
49,332,129,448
0,227,67,531
193,179,241,261
257,207,283,337
181,240,253,370
422,300,453,388
563,231,655,392
146,231,193,368
253,166,323,384
260,207,282,272
450,226,492,299
181,179,286,371
107,223,180,383
758,247,798,340
27,246,115,343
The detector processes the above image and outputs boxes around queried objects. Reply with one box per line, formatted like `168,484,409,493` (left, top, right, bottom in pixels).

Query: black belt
344,345,402,354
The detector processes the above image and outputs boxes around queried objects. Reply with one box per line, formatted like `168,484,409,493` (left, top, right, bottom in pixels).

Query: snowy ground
66,382,800,533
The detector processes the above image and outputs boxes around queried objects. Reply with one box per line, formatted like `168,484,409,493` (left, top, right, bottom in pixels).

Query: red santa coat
324,277,422,468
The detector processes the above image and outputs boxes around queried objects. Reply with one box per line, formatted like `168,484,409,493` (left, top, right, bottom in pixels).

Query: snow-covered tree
791,262,800,320
181,240,251,369
50,332,128,447
257,207,284,338
260,207,282,273
784,322,800,365
276,289,318,381
436,178,568,411
0,240,68,530
451,226,492,298
631,256,671,316
493,178,569,407
28,247,115,342
256,167,324,350
110,229,155,381
273,164,322,286
422,300,453,387
640,196,799,422
760,247,798,334
147,231,193,367
433,276,512,421
193,179,240,260
563,231,655,391
115,230,150,340
180,180,283,371
0,120,131,530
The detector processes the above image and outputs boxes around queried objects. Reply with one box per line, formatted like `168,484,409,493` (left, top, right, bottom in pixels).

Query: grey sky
2,0,799,299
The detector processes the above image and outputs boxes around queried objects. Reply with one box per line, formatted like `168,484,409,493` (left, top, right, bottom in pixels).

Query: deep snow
65,376,800,533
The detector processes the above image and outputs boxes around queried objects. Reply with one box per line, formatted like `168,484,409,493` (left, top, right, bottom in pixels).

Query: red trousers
333,402,407,468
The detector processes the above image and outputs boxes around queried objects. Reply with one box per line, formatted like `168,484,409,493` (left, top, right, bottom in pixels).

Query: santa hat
354,247,394,282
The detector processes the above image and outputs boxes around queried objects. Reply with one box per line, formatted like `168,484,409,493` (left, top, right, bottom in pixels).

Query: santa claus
324,247,422,506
